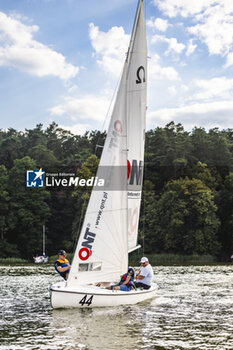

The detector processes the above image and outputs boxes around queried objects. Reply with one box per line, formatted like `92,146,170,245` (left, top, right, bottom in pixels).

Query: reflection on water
51,307,143,350
0,265,233,349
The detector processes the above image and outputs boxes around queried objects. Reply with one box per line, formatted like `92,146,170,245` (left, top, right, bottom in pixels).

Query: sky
1,0,233,135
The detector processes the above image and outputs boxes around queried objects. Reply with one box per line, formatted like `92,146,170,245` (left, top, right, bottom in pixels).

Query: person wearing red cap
135,257,154,290
54,250,71,280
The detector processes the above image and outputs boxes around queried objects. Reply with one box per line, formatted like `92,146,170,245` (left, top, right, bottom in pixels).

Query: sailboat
33,225,49,263
50,0,157,308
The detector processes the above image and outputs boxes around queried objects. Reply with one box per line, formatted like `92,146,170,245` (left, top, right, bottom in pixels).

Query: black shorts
135,282,151,290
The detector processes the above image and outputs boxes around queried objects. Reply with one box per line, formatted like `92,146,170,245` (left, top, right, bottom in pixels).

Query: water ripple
0,265,233,350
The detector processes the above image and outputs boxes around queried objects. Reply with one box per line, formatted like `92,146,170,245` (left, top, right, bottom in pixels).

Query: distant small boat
34,255,48,263
33,225,49,263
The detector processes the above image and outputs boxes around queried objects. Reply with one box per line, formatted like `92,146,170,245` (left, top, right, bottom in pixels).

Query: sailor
135,257,154,290
109,267,135,291
54,250,71,280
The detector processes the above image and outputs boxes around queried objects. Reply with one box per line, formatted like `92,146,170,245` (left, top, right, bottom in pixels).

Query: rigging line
142,187,145,256
101,74,121,133
73,194,89,255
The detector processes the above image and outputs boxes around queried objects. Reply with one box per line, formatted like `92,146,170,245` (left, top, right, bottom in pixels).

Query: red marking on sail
127,160,131,179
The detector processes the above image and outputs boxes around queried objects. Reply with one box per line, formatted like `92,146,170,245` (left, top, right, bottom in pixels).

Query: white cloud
224,52,233,68
168,86,177,96
151,34,185,55
147,18,169,32
165,37,185,55
153,0,217,18
49,95,110,122
59,123,91,135
148,54,180,81
153,0,233,66
148,100,233,130
191,77,233,101
188,7,233,56
0,11,79,80
89,22,130,76
186,39,197,56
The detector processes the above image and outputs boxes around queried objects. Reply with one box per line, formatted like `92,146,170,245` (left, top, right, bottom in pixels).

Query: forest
0,121,233,261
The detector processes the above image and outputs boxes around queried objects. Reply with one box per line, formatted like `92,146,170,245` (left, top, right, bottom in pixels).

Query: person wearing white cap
135,257,154,289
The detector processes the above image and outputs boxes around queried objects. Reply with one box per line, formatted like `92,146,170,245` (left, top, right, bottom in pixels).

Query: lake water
0,265,233,350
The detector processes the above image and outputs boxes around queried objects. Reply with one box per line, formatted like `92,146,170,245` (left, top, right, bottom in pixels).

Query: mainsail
67,0,147,287
127,0,147,252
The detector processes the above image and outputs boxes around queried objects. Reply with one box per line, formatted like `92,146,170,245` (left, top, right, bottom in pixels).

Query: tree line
0,121,233,261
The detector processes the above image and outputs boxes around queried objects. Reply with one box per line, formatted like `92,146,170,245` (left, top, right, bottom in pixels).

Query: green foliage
28,144,59,169
0,239,20,258
187,161,220,190
0,124,106,259
0,129,24,168
216,172,233,258
0,165,9,240
147,178,220,255
145,122,194,189
1,121,233,261
7,156,51,259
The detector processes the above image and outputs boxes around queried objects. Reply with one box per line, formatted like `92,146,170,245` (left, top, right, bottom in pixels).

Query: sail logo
79,227,96,261
128,207,139,236
26,169,44,187
109,120,122,149
127,160,143,185
136,66,146,84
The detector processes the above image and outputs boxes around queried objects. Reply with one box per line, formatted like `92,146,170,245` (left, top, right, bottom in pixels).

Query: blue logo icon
26,169,44,188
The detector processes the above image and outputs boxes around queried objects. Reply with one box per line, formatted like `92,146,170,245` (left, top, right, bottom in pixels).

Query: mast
42,224,45,256
126,0,143,64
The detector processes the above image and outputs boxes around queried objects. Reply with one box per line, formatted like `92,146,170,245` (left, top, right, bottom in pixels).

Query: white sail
67,0,146,286
127,0,147,252
67,66,128,286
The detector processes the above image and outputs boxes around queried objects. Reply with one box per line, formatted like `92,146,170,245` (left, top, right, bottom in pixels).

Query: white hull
50,281,157,308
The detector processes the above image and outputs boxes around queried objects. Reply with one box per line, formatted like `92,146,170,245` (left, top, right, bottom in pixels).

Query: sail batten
128,244,142,254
